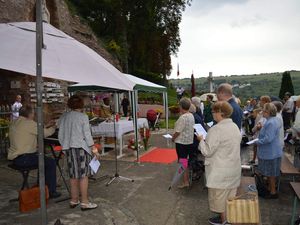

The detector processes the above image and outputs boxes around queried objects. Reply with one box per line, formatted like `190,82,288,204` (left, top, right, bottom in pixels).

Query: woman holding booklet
256,103,282,199
171,98,195,188
58,95,100,210
197,101,242,225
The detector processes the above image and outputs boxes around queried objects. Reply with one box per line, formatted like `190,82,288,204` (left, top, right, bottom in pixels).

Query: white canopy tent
69,74,169,162
124,74,168,131
125,74,168,162
0,22,135,91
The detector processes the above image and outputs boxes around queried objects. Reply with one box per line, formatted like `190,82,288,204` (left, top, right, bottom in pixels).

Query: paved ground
0,131,297,225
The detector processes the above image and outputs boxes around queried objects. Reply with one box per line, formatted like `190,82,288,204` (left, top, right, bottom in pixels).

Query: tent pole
165,92,169,132
113,93,119,114
132,90,139,163
36,0,47,224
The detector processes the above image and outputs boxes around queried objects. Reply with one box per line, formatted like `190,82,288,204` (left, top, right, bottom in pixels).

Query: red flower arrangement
139,128,151,150
127,138,137,150
127,128,151,151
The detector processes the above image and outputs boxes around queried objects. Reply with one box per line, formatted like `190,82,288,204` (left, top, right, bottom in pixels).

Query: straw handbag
226,192,260,224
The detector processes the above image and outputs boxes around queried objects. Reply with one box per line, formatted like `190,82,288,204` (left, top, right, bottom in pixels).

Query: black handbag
254,172,269,197
294,145,300,168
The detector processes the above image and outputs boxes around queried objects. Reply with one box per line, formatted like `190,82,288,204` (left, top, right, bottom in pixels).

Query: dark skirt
175,143,193,160
258,157,281,177
66,148,92,179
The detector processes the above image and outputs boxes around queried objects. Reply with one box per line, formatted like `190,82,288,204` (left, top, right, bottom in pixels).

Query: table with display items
91,118,149,158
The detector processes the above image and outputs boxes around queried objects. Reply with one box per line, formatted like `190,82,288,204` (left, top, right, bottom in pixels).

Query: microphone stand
106,112,134,186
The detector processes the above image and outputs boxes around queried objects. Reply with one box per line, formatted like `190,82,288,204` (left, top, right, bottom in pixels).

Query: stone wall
0,0,121,69
0,69,71,123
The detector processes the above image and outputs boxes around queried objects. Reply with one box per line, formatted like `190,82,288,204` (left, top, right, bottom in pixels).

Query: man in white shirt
11,95,22,120
282,92,294,130
176,86,184,101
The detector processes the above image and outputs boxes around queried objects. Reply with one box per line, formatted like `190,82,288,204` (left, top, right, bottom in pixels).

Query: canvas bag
19,185,49,212
226,192,260,224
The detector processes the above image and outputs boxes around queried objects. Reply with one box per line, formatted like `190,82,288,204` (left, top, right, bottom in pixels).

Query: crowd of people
171,83,299,225
5,83,300,222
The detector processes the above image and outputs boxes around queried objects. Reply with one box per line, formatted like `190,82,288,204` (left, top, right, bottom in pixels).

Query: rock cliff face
0,0,121,69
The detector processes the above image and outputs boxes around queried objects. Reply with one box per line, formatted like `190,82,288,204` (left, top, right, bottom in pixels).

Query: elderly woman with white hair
288,96,300,139
256,103,282,199
191,97,205,126
172,98,195,188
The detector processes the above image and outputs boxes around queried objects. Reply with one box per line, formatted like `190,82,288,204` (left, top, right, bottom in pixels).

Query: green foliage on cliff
66,0,192,85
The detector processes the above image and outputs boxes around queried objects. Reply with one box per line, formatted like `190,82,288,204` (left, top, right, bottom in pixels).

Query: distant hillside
169,71,300,102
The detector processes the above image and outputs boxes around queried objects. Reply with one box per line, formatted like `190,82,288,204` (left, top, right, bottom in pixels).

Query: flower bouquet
127,138,137,151
139,128,151,150
127,138,140,156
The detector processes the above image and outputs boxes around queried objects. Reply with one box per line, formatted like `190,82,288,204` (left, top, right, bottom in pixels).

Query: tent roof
68,74,167,93
0,22,135,91
68,83,124,93
125,74,167,93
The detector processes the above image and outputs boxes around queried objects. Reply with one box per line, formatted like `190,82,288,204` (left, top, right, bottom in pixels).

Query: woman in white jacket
197,101,242,225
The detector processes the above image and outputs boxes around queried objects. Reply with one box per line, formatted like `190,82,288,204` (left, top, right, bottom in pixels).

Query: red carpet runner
139,148,177,164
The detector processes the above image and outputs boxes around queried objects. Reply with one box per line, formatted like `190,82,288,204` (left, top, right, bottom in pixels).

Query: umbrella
199,93,218,102
168,158,188,190
0,22,135,91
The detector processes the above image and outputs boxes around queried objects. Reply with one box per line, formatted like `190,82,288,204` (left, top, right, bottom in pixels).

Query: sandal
177,183,190,189
80,202,98,211
70,200,80,208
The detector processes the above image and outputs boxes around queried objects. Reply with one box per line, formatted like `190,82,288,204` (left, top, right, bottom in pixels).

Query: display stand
106,113,134,186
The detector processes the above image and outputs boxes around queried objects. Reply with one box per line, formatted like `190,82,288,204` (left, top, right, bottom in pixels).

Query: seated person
8,105,61,198
99,94,112,119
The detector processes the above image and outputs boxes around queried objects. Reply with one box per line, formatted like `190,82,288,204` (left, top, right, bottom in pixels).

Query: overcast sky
169,0,300,79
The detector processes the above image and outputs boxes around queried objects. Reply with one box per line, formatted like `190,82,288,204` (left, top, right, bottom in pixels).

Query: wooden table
91,118,149,157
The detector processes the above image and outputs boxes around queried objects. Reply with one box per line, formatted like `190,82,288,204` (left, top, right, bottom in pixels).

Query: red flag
191,71,195,97
177,63,180,77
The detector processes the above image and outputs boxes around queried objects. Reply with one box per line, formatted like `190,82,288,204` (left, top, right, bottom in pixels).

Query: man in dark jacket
216,83,243,130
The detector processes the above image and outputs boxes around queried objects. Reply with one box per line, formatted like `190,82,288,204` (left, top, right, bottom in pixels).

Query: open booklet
163,134,173,139
194,124,207,139
246,138,259,145
206,121,214,127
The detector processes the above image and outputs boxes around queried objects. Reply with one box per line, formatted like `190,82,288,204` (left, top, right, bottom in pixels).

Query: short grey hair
272,101,283,113
191,97,201,109
179,97,191,110
263,103,277,117
19,105,34,118
216,83,233,97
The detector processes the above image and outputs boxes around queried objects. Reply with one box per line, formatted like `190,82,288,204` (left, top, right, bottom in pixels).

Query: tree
279,71,294,99
191,73,195,97
67,0,192,83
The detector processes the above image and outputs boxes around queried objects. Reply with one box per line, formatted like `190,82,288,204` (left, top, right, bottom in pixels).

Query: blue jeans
13,153,57,193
